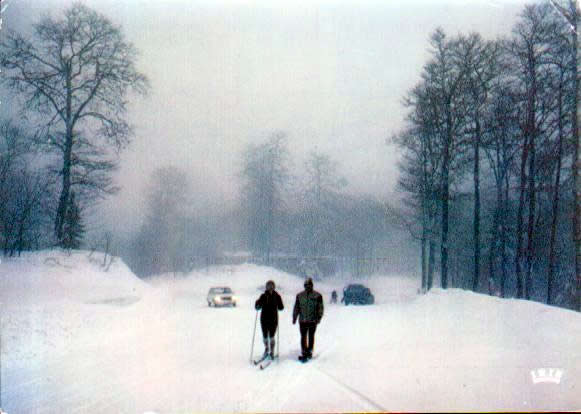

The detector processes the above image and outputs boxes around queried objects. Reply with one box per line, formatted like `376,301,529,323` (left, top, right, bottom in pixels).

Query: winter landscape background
1,0,580,411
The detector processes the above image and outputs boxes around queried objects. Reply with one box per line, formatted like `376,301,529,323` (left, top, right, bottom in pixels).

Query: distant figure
298,259,308,278
330,290,338,304
255,280,284,360
292,277,324,362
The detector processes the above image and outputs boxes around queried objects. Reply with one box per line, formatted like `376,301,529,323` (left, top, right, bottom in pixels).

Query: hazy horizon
2,0,535,238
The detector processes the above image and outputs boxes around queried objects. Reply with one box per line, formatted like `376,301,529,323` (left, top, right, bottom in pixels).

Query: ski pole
276,324,280,361
250,310,258,363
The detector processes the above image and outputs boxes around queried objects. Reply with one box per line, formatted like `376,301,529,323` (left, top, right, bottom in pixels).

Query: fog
2,0,532,273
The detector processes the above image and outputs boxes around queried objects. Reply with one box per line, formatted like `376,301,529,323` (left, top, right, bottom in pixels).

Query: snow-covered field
1,250,579,413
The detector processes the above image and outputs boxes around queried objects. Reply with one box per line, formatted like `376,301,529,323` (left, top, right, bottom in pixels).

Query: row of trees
240,132,391,265
0,4,149,253
127,133,395,277
395,1,579,310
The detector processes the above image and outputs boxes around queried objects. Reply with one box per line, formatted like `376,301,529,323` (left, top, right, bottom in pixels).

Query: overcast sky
3,0,536,236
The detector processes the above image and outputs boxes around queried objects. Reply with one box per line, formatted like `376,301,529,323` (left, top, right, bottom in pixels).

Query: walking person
255,280,284,360
292,277,324,362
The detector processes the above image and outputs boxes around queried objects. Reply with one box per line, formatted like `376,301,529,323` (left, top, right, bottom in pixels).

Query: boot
263,339,269,359
269,338,276,359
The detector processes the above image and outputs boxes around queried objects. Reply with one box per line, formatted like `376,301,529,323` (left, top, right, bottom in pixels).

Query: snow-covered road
1,251,580,413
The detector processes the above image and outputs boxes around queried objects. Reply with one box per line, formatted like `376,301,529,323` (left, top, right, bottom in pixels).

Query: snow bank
0,249,150,306
0,249,152,366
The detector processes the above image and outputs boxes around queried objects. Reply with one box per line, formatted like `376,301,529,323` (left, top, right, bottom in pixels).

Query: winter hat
304,277,313,288
266,280,275,289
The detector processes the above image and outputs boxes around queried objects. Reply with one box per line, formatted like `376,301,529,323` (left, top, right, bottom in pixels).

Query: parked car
207,287,237,307
342,284,374,305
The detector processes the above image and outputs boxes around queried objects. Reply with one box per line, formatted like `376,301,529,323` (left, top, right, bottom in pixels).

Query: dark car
342,284,374,305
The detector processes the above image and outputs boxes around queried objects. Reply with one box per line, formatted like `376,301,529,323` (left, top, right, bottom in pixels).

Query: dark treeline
394,1,579,311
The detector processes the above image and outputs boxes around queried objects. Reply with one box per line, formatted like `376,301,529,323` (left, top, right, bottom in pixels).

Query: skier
330,290,338,304
292,277,324,361
255,280,284,359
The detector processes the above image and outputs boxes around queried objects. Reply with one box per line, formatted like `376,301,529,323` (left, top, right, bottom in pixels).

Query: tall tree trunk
473,119,482,292
548,82,564,305
525,57,537,301
55,127,73,243
55,68,74,244
421,141,429,293
487,220,497,295
570,2,581,312
421,230,427,292
428,231,436,290
488,175,503,295
515,136,529,298
421,201,428,292
525,139,536,300
441,109,452,289
501,173,510,298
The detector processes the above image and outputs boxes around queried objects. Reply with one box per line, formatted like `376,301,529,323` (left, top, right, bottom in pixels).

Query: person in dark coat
292,277,324,360
255,280,284,359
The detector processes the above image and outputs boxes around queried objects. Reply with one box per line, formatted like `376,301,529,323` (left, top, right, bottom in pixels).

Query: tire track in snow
245,357,308,412
313,365,387,412
246,345,386,413
308,346,387,412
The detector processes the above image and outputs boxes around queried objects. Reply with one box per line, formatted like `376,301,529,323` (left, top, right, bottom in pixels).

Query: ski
257,355,278,369
253,355,269,365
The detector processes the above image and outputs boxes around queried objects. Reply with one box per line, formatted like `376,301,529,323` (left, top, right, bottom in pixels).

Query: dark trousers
299,322,317,356
261,321,278,339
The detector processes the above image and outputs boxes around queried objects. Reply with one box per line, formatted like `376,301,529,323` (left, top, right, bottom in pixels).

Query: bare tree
299,151,347,257
483,84,520,298
0,3,149,245
241,132,291,262
394,118,441,292
540,11,576,304
416,29,470,289
547,0,580,310
455,33,500,292
133,166,192,276
506,4,558,298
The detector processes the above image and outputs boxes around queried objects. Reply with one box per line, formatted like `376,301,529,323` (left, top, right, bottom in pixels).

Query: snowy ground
1,250,579,413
